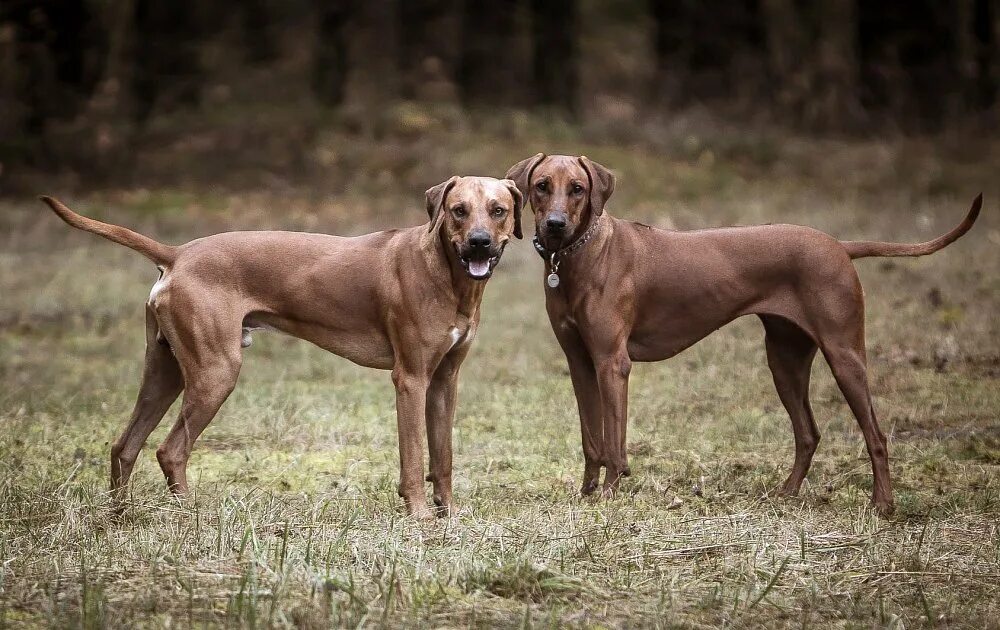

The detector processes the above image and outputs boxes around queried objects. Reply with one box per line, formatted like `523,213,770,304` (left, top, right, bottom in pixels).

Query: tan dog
40,176,523,518
506,153,981,515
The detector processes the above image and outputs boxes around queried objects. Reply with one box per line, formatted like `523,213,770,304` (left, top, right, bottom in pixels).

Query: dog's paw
407,505,436,521
432,493,455,516
773,485,800,499
872,498,895,518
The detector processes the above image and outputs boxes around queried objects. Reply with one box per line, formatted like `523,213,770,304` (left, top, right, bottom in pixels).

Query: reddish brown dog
41,176,522,519
506,153,982,515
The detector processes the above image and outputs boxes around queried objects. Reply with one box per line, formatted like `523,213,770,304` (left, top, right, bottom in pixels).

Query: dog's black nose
546,214,567,231
468,229,492,249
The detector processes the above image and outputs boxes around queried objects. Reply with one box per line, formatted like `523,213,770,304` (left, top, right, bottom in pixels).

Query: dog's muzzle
539,228,571,252
456,241,504,280
540,213,571,249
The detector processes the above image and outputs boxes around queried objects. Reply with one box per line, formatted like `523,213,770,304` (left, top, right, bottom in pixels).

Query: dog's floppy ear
578,156,615,216
501,178,524,239
504,153,546,203
425,176,460,233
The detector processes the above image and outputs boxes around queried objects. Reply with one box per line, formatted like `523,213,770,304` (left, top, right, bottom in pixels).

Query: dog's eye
571,184,584,195
535,181,548,193
451,206,467,219
492,206,507,219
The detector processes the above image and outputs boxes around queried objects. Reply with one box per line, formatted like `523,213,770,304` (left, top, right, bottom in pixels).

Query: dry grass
1,122,999,628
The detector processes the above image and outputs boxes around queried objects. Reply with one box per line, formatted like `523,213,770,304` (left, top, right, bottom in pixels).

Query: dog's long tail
39,196,177,266
841,194,983,260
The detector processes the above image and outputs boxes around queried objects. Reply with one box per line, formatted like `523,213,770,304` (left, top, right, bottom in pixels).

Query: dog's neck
540,212,610,268
534,204,605,256
540,213,616,293
566,209,602,250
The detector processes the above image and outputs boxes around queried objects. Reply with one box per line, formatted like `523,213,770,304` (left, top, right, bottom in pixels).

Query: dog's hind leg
152,301,243,497
155,360,241,496
822,339,893,515
110,306,184,507
761,315,819,498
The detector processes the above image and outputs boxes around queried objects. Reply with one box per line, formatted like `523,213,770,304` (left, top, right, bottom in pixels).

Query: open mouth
457,245,503,280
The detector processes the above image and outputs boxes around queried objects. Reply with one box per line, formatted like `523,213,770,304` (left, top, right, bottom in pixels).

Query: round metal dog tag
547,272,560,288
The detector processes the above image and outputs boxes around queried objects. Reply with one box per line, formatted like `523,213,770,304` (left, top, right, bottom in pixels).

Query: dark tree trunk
808,0,863,131
529,0,577,113
459,0,518,106
398,0,453,99
761,0,807,114
972,0,997,109
1,0,106,166
993,0,1000,111
312,0,353,107
241,0,277,64
4,0,105,127
132,0,204,124
350,0,399,105
648,0,686,107
649,0,763,109
953,0,977,116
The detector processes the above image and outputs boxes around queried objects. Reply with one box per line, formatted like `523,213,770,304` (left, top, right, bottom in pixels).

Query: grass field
1,127,999,627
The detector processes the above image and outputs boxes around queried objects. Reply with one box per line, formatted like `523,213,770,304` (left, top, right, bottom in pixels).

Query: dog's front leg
555,328,604,496
594,346,631,497
392,366,434,519
425,353,464,515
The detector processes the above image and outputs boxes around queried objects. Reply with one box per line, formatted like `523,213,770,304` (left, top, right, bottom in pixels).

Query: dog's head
425,176,523,280
505,154,615,251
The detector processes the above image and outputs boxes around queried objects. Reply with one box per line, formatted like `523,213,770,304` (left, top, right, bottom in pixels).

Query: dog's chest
446,316,477,352
558,313,579,331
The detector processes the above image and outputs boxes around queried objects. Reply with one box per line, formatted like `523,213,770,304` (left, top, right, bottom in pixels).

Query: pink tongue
468,259,490,278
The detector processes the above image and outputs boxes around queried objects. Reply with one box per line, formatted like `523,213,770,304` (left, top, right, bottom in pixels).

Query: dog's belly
249,313,396,370
627,311,734,362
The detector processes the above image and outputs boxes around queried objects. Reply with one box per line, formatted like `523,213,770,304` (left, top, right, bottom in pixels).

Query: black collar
531,217,601,261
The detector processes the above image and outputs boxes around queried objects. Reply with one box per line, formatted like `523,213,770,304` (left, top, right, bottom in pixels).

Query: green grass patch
1,137,998,626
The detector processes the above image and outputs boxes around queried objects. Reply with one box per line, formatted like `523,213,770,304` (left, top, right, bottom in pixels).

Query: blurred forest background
2,0,999,198
2,4,999,625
